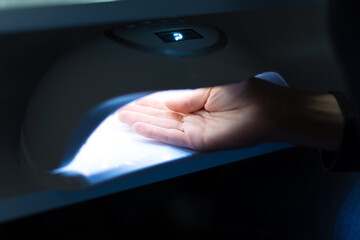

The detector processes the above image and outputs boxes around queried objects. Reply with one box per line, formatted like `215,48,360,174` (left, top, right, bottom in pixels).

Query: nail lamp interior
53,91,198,185
20,21,289,190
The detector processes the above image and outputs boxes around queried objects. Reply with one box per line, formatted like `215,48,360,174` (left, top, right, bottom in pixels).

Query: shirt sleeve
320,91,360,171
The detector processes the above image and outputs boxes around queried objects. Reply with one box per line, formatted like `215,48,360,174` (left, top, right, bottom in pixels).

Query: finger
119,104,184,121
118,110,183,130
165,88,211,113
135,98,169,110
133,122,189,149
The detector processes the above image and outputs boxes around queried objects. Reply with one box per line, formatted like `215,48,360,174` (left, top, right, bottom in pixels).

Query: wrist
269,89,343,151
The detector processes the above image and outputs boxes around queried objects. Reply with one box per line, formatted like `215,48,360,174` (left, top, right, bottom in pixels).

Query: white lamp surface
53,90,197,183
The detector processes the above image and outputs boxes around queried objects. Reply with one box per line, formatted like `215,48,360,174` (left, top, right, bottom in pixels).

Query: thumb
165,88,211,113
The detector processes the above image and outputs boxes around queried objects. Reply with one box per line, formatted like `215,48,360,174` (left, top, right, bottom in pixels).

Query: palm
181,108,265,151
118,79,272,151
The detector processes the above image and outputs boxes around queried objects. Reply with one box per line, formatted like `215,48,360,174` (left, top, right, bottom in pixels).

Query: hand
118,78,282,151
118,77,343,152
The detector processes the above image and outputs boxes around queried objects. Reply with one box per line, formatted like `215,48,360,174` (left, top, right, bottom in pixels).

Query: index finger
135,98,169,110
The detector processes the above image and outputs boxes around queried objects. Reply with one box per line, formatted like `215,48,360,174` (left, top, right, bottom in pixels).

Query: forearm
270,89,343,151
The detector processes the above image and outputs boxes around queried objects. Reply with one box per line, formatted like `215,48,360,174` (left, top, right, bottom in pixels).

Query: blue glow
173,32,183,41
254,72,289,87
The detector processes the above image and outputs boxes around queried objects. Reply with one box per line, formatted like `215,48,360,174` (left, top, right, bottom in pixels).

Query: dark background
1,147,357,239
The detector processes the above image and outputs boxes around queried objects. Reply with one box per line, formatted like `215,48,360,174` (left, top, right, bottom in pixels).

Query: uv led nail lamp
20,20,289,190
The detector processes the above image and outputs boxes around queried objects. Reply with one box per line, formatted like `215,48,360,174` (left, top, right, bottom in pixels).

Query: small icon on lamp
173,33,183,41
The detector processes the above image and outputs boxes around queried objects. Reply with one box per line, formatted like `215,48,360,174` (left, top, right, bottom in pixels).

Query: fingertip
117,109,125,122
132,122,145,135
134,98,147,105
135,97,168,110
134,98,154,108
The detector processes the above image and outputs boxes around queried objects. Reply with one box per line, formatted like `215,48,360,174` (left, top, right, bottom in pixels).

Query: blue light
173,32,183,41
